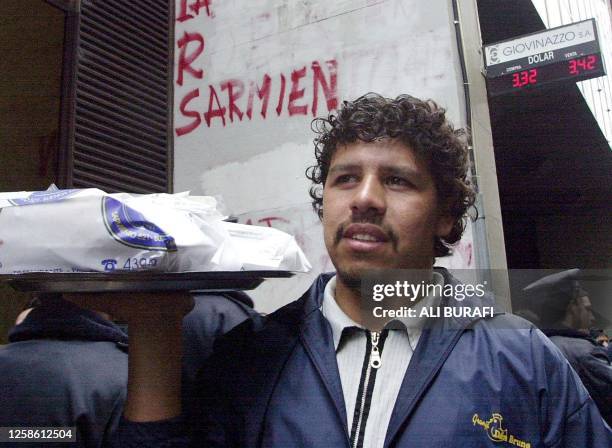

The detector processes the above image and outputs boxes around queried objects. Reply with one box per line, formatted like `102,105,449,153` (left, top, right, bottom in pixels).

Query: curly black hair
306,93,476,257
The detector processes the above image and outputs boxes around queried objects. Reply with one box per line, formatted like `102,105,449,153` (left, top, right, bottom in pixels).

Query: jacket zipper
351,330,381,448
370,331,382,369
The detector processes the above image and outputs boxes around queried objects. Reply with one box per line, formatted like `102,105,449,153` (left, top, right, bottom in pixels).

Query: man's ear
435,213,455,238
566,297,579,314
563,300,577,324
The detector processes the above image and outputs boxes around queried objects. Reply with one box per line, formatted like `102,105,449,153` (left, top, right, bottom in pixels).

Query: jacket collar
237,276,332,447
321,272,446,350
384,268,504,447
8,298,128,348
234,273,348,446
295,269,505,444
543,325,594,342
301,272,336,315
241,270,504,447
299,273,349,435
294,270,505,448
300,269,502,328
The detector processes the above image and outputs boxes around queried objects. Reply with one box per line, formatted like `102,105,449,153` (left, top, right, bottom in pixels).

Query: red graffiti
243,217,291,227
220,79,245,122
275,74,286,116
175,59,338,136
204,85,226,127
456,242,473,267
176,0,194,22
288,66,308,116
175,88,201,136
189,0,213,17
257,217,291,227
246,74,271,119
312,60,338,116
177,0,213,22
177,32,204,86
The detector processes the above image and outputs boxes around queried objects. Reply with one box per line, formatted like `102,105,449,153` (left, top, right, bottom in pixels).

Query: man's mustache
334,218,399,250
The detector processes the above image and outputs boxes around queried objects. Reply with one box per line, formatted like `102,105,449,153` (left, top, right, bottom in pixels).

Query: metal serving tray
0,271,293,293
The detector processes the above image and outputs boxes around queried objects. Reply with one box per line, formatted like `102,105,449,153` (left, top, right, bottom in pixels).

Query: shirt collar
321,276,363,350
320,272,444,351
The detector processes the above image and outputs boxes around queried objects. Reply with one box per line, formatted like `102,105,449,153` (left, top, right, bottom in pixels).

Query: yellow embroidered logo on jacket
472,413,531,447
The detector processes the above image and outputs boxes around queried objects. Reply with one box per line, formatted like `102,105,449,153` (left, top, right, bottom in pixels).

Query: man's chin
336,263,385,286
335,257,389,275
336,269,362,293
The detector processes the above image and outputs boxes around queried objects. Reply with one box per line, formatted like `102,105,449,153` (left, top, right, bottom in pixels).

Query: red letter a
204,85,227,127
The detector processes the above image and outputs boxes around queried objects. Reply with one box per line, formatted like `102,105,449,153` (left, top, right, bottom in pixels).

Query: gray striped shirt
321,273,443,448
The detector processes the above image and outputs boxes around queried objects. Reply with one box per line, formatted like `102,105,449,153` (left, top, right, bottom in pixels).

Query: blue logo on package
102,197,177,251
101,259,118,271
9,189,81,206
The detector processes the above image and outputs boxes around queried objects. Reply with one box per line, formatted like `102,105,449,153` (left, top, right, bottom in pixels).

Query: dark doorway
0,0,65,192
0,0,66,343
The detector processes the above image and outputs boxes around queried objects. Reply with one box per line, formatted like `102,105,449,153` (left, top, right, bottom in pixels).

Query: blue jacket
0,299,129,447
544,328,612,427
118,271,612,447
182,292,259,418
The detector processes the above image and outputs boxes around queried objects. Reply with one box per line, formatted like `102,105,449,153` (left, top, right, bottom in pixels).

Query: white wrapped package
223,222,312,272
0,188,310,274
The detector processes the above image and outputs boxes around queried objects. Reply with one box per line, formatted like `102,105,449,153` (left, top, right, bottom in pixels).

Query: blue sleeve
109,416,190,448
533,329,612,447
549,398,612,447
572,349,612,426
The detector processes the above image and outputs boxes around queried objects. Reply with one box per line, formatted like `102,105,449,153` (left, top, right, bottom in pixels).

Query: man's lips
342,224,389,245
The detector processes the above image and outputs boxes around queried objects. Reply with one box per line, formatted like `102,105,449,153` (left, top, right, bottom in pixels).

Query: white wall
173,0,471,311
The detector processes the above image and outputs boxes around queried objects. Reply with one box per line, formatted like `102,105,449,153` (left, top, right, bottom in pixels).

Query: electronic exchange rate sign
484,19,606,97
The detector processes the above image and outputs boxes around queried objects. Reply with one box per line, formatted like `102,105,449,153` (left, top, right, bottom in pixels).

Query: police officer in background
0,294,128,447
0,290,257,447
525,268,612,427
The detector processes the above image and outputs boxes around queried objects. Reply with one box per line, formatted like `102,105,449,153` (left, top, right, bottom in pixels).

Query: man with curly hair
112,94,611,447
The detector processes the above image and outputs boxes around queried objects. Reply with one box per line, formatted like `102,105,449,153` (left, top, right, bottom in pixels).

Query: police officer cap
523,268,588,304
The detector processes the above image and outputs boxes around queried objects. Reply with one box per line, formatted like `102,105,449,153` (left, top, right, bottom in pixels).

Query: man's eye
386,176,409,186
335,174,357,184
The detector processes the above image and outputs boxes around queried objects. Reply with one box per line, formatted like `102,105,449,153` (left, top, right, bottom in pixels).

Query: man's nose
350,175,386,216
